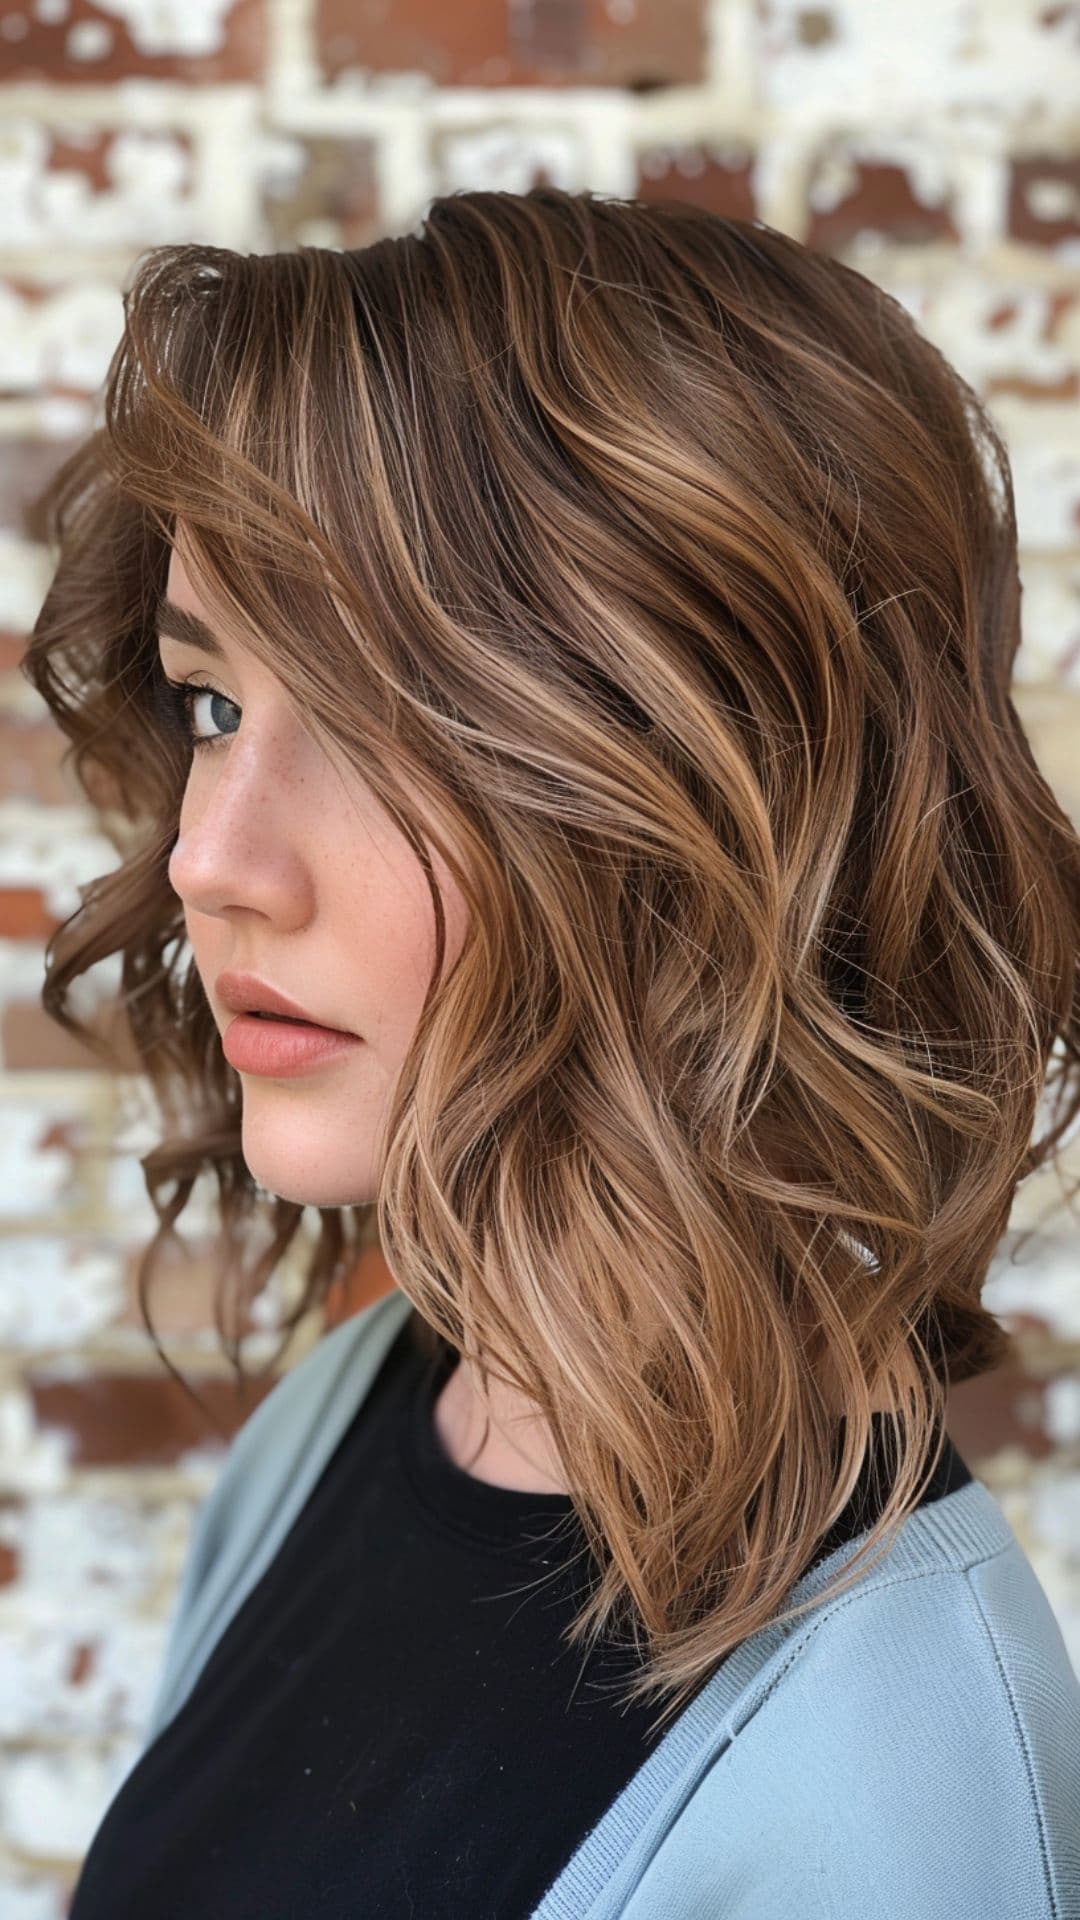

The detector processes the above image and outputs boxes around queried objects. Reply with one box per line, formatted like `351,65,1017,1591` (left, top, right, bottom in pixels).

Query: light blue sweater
140,1286,1080,1918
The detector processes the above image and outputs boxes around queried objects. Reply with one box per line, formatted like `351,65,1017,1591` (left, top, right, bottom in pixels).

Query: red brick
0,0,266,86
0,435,87,539
947,1355,1057,1464
26,1368,274,1466
1008,154,1080,250
0,1497,19,1587
1,996,142,1073
68,1642,95,1688
0,716,81,807
985,371,1079,402
316,0,707,89
0,633,29,675
0,889,62,941
635,145,757,222
806,156,960,253
1042,290,1078,343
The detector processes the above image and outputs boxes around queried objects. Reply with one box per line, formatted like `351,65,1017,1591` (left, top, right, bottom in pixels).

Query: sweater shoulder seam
752,1535,1018,1720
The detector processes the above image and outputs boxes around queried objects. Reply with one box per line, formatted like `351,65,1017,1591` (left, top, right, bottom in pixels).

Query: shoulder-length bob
22,186,1080,1737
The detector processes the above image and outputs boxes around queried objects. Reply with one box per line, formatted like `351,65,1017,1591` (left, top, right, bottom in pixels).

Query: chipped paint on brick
0,1105,81,1220
0,801,119,923
0,1386,71,1493
636,141,756,219
755,0,1071,115
316,0,706,90
0,116,195,248
435,121,583,194
88,0,238,60
4,0,261,84
0,0,1079,1895
1008,153,1080,253
806,136,959,252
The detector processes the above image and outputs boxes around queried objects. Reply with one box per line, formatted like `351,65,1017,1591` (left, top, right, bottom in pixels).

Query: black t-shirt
68,1307,972,1920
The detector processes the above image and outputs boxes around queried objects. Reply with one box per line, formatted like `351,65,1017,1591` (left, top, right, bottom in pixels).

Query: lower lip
222,1015,362,1077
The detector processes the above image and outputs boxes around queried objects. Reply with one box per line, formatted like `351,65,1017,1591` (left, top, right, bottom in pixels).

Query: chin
241,1151,377,1212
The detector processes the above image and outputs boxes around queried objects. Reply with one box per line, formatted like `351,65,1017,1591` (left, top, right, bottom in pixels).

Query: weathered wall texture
1,0,1079,1911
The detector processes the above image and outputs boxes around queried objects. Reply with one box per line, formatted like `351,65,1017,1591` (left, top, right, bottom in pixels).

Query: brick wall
2,1,1079,1910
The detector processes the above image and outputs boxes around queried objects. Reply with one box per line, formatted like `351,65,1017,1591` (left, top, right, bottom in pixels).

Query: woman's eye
162,679,241,753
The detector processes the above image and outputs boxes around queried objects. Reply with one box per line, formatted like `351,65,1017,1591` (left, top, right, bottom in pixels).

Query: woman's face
159,536,471,1209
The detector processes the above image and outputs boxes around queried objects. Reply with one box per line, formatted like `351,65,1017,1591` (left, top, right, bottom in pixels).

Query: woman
25,187,1080,1917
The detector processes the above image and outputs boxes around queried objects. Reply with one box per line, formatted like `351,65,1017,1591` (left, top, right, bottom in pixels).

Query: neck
431,1352,571,1495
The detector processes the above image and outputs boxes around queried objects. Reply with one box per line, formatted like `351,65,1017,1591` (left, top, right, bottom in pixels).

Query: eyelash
161,677,239,754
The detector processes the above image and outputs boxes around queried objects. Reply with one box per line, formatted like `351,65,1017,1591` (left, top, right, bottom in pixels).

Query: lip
222,1014,361,1078
214,969,356,1034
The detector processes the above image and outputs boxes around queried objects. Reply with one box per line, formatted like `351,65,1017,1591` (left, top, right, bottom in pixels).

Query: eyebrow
154,598,227,659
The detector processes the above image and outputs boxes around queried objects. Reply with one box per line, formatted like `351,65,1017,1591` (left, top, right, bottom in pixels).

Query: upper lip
214,970,355,1034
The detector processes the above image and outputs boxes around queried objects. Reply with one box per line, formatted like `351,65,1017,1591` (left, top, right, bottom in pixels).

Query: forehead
165,536,203,609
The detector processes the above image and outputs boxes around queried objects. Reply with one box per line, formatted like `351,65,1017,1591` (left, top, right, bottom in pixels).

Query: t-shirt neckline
396,1328,584,1563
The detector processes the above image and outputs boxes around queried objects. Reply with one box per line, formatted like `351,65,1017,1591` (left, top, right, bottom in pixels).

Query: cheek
355,857,470,1045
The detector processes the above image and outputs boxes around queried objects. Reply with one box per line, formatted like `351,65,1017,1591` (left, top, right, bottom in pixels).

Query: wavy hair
22,187,1080,1737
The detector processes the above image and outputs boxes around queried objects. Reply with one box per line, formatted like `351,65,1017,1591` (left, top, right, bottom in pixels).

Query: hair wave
22,187,1080,1737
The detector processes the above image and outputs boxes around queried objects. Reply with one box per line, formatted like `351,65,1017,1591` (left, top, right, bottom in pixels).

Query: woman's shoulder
228,1285,414,1451
657,1488,1080,1919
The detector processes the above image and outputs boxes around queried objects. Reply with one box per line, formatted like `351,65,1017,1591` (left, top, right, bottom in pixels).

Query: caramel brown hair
23,187,1080,1736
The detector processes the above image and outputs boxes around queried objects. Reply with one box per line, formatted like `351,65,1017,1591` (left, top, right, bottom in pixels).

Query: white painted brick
1029,1468,1080,1560
0,1239,124,1349
755,0,1071,120
0,1075,110,1230
0,89,265,259
0,1872,67,1920
1043,1375,1080,1446
0,116,195,250
97,1145,161,1237
2,1736,142,1860
0,540,56,671
983,1240,1080,1341
437,124,584,196
913,276,1079,391
0,1105,78,1221
16,1492,173,1612
1013,560,1080,683
1008,441,1080,553
0,1610,165,1741
0,0,1076,1878
0,1388,70,1495
807,133,954,220
0,802,120,924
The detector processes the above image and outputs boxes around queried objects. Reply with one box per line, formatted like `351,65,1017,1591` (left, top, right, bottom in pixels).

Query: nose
167,750,316,931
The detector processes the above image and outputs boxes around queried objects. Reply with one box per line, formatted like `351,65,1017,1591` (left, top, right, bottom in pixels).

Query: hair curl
22,187,1080,1738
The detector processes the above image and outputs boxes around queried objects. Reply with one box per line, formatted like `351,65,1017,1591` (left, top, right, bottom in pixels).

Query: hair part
22,187,1080,1739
